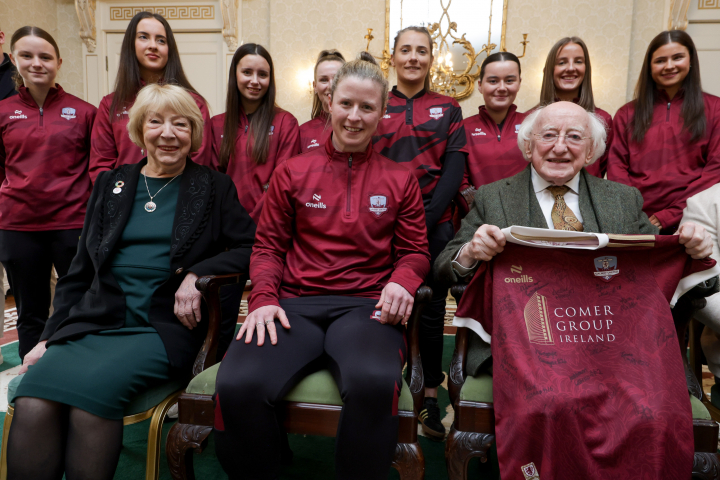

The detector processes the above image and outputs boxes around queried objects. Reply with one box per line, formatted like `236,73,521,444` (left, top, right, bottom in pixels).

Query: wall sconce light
297,67,315,96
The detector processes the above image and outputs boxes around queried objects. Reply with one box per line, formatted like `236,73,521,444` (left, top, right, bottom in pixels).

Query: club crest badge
521,462,540,480
369,194,388,218
269,125,275,135
594,256,620,282
61,107,76,120
429,107,444,119
515,124,522,133
371,310,382,320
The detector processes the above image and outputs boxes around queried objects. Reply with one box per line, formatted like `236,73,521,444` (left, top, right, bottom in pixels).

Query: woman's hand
375,282,414,326
649,215,662,228
174,272,202,329
237,305,291,346
19,341,47,374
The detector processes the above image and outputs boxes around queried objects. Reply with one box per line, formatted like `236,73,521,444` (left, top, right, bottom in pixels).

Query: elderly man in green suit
435,101,713,375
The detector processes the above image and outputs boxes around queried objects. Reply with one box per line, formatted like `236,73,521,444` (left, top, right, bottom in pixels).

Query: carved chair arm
406,285,433,414
191,274,243,378
448,283,468,407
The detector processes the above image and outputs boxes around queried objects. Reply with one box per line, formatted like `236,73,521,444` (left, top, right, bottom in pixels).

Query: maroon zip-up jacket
0,85,96,231
249,135,431,312
210,108,300,223
460,104,528,193
89,90,212,183
608,91,720,229
299,112,331,153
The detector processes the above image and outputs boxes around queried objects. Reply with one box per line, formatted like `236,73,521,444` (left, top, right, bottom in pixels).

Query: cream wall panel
626,0,666,103
268,0,385,125
242,0,270,45
56,0,85,98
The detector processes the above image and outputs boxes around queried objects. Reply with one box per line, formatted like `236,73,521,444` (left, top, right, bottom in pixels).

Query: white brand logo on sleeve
308,139,319,148
429,107,444,119
471,128,486,136
382,114,391,119
9,110,27,119
61,107,76,120
306,193,326,209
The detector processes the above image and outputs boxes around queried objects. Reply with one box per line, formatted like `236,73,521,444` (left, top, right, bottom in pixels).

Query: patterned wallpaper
0,0,84,99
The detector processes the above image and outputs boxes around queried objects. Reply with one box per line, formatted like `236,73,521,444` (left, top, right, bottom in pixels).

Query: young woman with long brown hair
299,49,345,151
538,37,613,178
0,27,96,361
89,11,212,182
372,25,466,440
210,43,299,223
608,30,720,233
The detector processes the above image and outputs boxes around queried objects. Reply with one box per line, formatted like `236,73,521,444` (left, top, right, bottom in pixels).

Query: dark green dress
15,175,182,420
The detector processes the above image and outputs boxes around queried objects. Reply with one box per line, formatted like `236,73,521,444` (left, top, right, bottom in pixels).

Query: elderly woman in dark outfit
6,83,255,480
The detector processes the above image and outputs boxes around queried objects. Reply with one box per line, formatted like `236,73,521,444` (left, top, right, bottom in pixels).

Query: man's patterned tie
547,185,583,231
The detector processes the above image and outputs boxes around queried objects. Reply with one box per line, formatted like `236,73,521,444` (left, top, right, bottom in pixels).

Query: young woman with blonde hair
299,49,345,151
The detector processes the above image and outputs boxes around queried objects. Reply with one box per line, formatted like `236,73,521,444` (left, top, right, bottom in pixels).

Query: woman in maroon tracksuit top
372,26,466,439
298,49,345,152
89,12,212,182
609,30,720,233
0,27,96,361
210,43,299,223
213,53,430,480
459,51,527,213
538,36,613,178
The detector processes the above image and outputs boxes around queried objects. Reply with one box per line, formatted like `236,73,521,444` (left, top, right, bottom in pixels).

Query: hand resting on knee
19,341,47,374
174,272,202,330
237,305,291,346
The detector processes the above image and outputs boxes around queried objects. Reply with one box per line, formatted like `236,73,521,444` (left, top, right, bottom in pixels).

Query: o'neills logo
306,193,326,209
505,264,533,283
9,110,27,119
307,139,319,148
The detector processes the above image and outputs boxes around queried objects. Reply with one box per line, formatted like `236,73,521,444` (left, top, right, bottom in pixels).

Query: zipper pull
667,102,671,110
245,125,249,133
40,108,43,116
348,155,353,169
497,134,501,142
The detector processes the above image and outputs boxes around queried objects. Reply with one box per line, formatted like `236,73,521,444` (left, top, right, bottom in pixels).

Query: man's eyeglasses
533,133,591,146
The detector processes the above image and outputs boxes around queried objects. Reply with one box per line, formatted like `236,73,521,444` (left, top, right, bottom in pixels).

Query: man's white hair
516,105,607,164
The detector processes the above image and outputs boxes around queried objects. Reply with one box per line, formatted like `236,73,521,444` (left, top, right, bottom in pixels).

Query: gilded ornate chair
0,274,241,480
445,282,720,480
165,279,432,480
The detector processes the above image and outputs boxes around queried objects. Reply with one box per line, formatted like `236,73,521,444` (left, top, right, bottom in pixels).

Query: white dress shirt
531,165,583,229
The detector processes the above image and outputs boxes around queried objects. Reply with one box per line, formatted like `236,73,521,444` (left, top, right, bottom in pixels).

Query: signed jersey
454,227,719,480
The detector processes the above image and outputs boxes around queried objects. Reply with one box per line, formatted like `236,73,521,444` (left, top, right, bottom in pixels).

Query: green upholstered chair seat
186,363,415,412
458,373,711,420
7,374,186,416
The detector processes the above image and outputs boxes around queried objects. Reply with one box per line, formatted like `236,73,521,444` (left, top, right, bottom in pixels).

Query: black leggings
214,296,406,480
421,220,454,389
0,229,81,360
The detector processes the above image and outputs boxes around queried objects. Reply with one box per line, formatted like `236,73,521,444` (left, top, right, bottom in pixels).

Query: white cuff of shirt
451,243,478,277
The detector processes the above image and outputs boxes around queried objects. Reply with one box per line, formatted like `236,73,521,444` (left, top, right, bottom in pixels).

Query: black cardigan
41,158,256,375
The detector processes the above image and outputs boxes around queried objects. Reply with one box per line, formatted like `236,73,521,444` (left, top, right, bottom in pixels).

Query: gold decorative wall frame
699,0,720,9
108,5,215,21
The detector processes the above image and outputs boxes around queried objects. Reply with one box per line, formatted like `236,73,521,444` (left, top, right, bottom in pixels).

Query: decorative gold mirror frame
365,0,527,100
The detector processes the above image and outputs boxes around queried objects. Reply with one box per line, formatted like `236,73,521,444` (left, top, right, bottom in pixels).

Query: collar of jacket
656,87,685,104
478,103,518,121
391,85,427,100
18,83,64,108
95,157,214,266
323,133,374,165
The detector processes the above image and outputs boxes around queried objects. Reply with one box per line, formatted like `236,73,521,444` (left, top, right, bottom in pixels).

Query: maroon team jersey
608,91,720,229
299,112,331,153
210,108,300,223
89,90,213,183
0,85,96,231
373,87,466,225
585,106,613,179
459,104,527,192
249,135,430,312
454,228,719,480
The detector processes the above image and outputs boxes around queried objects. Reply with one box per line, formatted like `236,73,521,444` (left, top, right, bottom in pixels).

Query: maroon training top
89,90,213,183
249,135,430,311
210,107,300,223
608,91,720,229
0,85,96,231
299,111,332,153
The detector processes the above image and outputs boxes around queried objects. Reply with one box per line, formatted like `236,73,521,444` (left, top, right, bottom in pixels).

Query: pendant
144,201,157,213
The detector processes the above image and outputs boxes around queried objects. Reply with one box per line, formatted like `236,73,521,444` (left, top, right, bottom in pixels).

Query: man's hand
458,224,507,266
237,305,291,346
174,272,202,329
649,215,662,228
678,222,713,259
19,341,47,374
375,282,414,325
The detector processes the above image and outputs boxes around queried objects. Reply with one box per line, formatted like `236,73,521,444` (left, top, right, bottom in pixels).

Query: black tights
7,397,123,480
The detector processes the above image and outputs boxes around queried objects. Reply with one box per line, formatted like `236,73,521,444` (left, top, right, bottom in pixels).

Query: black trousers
0,229,81,360
214,296,406,480
421,220,454,389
